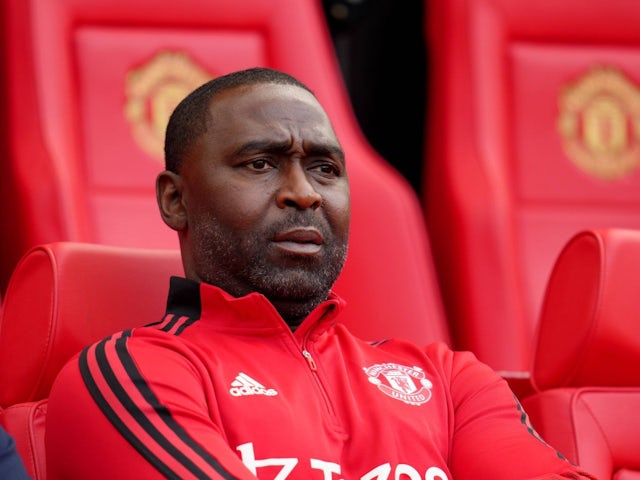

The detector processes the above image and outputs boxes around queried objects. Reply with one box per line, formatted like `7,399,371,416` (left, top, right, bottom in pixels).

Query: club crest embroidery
124,51,213,160
557,65,640,180
363,363,433,406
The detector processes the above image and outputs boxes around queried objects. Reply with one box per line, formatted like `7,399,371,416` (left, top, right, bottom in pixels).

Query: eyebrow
234,140,290,157
234,140,345,161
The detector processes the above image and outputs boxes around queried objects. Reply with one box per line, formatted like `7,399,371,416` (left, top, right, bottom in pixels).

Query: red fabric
0,243,183,409
46,278,594,480
615,470,640,480
424,0,640,373
0,243,182,479
523,388,640,480
523,228,640,479
532,228,640,390
0,401,47,480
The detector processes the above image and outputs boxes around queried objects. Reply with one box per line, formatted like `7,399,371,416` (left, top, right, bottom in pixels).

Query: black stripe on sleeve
79,342,180,480
111,333,239,479
82,330,238,480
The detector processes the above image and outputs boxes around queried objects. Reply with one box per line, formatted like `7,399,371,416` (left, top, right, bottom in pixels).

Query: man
0,426,30,479
46,67,595,479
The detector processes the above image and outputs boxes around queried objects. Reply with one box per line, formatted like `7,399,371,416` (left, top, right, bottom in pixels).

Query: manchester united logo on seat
557,66,640,180
125,51,213,160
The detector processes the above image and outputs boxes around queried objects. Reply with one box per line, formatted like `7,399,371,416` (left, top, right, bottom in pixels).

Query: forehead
205,83,338,143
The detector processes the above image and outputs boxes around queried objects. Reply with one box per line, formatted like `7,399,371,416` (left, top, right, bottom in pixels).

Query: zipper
302,349,317,370
294,306,342,427
300,340,338,422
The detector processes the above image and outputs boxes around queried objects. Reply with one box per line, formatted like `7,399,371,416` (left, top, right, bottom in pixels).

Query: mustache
266,212,331,239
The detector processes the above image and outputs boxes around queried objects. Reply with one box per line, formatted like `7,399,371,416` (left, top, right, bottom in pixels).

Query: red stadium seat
0,243,183,479
424,0,640,375
522,228,640,479
0,0,448,344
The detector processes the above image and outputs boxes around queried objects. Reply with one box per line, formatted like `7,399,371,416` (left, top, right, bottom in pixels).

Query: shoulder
371,338,505,391
49,323,206,405
373,338,482,370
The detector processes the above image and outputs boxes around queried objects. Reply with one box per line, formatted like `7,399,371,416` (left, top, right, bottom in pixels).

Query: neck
269,296,324,331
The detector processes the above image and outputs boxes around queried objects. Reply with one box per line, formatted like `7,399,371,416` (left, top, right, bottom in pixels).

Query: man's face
179,83,350,322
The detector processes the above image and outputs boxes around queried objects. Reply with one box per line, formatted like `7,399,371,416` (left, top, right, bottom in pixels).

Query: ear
156,171,187,231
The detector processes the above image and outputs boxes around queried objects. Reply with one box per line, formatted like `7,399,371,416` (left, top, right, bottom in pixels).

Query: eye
246,158,274,171
310,161,341,177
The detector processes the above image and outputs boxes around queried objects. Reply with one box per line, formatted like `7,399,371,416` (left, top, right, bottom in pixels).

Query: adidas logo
229,372,278,397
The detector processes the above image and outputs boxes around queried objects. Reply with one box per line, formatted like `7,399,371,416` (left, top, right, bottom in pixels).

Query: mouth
273,228,323,255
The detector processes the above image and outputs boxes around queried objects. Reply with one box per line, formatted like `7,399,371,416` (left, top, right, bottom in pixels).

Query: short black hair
164,67,314,173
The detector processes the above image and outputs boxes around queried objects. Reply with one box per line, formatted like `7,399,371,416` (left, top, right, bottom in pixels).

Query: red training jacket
46,277,596,480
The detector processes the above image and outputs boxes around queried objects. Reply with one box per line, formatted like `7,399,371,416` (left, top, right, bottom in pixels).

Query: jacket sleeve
446,349,597,480
46,329,256,480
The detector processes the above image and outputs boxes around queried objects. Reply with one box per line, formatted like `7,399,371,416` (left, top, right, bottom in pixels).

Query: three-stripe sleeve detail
79,317,239,480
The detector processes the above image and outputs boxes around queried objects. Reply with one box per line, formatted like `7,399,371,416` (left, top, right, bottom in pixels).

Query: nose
276,164,323,210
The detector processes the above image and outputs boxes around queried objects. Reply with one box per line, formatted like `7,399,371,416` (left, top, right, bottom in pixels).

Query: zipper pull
302,349,317,371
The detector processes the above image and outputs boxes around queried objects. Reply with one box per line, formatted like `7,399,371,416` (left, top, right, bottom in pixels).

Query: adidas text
229,372,278,397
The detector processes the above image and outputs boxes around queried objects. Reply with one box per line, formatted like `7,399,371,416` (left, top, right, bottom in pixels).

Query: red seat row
424,0,640,375
523,229,640,479
3,228,640,479
1,0,640,477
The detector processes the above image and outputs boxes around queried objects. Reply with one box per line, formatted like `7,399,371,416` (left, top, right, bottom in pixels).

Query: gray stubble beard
190,212,349,321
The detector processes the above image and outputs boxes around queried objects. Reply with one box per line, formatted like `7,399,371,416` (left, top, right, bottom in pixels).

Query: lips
274,228,323,244
273,228,323,255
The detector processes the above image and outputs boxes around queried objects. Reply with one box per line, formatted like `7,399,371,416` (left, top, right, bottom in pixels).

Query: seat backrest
0,243,183,409
0,242,183,479
531,228,640,391
424,0,640,373
522,228,640,479
0,0,449,346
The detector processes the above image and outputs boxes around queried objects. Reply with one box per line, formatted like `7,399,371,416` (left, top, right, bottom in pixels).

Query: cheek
325,190,351,235
193,182,271,232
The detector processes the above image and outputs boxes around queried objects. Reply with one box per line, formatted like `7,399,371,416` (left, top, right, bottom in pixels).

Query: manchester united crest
363,363,433,406
557,66,640,180
124,51,213,160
